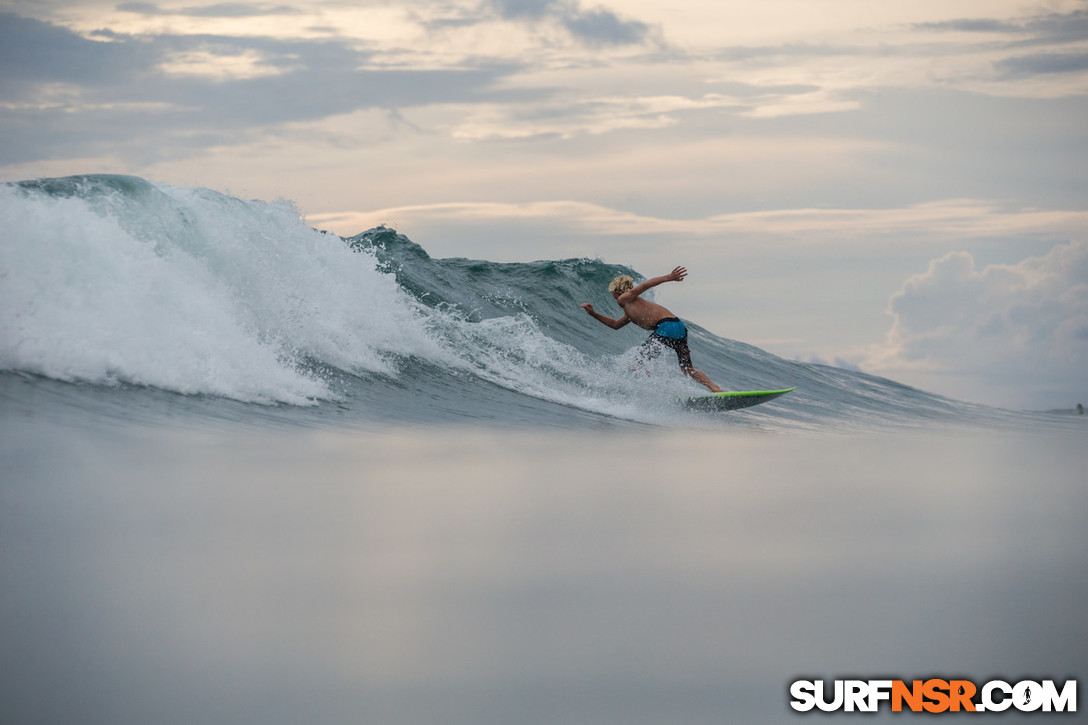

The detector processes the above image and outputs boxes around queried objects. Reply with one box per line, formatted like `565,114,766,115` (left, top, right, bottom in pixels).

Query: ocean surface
2,175,1086,724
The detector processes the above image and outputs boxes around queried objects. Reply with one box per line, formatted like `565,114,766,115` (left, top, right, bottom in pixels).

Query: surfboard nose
685,387,796,411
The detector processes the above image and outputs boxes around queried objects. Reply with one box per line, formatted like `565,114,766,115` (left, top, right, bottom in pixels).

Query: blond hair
608,275,634,295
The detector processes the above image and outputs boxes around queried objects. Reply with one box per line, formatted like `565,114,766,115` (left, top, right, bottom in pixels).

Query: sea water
2,176,1085,724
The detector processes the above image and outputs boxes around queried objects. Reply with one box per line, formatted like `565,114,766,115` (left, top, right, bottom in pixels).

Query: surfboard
685,387,796,411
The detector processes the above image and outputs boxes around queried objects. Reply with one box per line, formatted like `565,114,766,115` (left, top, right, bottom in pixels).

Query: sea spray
0,175,440,403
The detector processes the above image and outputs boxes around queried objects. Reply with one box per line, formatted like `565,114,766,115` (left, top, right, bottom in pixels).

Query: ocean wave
0,175,439,404
1,174,1035,429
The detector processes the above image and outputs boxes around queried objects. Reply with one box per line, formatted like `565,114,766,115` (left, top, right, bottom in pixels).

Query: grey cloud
913,5,1088,78
913,7,1088,46
487,0,652,46
420,1,654,47
117,2,301,17
0,12,156,94
490,0,562,20
912,18,1022,33
1021,8,1088,44
710,6,1088,75
0,12,536,165
561,7,649,47
116,2,165,13
702,7,1088,85
997,52,1088,76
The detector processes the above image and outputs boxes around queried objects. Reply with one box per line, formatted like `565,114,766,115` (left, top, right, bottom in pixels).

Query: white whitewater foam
0,180,442,404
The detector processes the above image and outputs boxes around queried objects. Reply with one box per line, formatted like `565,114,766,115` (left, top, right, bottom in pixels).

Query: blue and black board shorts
639,317,693,370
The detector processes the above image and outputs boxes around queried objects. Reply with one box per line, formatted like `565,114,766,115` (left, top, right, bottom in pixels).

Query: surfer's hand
668,266,688,282
581,303,594,314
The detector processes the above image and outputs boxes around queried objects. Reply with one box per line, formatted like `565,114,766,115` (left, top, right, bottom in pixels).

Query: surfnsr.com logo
789,679,1077,714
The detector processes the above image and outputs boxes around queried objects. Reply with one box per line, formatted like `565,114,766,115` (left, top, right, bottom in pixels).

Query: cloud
309,198,1088,245
912,18,1021,34
1020,7,1088,45
913,6,1088,45
864,240,1088,408
449,92,745,141
560,7,650,47
905,6,1088,86
490,0,560,19
997,52,1088,77
485,0,653,46
0,11,531,165
0,12,155,93
117,2,301,18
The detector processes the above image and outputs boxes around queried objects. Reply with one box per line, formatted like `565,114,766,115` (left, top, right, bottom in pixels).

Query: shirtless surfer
581,266,723,392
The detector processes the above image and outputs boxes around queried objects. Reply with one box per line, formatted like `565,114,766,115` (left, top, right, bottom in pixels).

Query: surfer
581,266,723,393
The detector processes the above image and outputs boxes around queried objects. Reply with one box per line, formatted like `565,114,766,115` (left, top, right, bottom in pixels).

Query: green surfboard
685,387,796,411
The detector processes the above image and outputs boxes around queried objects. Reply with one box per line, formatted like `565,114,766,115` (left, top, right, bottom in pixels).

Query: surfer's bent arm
581,303,630,330
616,266,687,305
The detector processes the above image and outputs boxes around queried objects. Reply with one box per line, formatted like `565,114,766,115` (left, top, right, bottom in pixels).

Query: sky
1,0,1086,409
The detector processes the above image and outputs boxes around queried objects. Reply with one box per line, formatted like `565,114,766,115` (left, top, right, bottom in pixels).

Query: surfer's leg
633,336,663,374
668,338,722,392
684,366,723,393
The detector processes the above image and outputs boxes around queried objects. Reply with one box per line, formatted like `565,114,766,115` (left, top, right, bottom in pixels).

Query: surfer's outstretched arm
616,266,686,305
580,303,629,330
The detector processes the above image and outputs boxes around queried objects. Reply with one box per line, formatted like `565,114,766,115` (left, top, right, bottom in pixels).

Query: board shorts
639,317,693,370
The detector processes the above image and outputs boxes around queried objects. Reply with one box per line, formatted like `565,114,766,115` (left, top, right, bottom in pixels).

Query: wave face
0,174,1038,429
